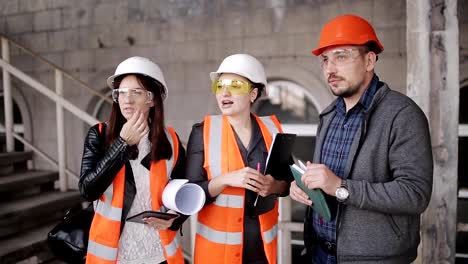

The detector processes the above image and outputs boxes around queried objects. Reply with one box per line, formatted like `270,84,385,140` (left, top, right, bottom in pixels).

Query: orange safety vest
86,124,184,264
194,115,282,264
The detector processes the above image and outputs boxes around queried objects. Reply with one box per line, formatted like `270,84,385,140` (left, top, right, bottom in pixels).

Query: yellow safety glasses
211,79,253,95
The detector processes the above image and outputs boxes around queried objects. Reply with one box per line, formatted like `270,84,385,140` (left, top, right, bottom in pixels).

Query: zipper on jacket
335,114,369,262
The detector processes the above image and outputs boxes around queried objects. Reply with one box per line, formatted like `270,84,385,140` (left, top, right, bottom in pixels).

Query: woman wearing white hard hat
186,54,293,264
79,56,187,264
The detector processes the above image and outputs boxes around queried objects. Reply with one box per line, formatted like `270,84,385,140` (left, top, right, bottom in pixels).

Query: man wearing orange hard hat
290,14,433,263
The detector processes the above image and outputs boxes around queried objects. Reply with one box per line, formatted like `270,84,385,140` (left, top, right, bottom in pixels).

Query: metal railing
8,129,79,179
0,34,111,191
0,35,111,104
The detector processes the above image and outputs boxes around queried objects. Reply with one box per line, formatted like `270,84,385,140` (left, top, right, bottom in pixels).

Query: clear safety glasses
319,48,362,68
112,88,154,103
211,79,253,95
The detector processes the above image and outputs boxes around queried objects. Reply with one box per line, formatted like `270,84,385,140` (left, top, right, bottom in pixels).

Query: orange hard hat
312,14,384,56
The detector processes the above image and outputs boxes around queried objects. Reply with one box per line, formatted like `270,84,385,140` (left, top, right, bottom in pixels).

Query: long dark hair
106,73,172,161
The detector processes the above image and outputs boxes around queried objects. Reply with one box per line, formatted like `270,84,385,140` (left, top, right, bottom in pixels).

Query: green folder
290,164,331,222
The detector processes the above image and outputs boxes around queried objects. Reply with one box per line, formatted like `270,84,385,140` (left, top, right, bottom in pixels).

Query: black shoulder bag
48,123,101,263
47,204,94,264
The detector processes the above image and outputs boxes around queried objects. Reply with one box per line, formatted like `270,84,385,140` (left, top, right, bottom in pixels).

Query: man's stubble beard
330,78,365,98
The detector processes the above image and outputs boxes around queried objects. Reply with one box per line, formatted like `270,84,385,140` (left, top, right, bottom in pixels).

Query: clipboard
290,163,331,222
126,210,179,224
264,133,296,180
252,133,296,214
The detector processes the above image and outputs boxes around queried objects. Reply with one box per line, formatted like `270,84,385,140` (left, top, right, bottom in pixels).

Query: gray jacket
304,82,433,263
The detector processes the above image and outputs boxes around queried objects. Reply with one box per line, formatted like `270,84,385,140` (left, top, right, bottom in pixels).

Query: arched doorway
89,89,112,123
253,79,323,264
254,80,320,161
0,97,23,151
0,89,32,153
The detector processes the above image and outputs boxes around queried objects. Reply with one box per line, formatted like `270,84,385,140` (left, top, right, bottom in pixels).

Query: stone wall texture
0,0,467,258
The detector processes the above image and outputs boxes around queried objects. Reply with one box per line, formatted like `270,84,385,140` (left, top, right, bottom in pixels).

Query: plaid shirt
312,75,380,243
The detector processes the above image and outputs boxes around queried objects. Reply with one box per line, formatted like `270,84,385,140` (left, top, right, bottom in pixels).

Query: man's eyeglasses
112,88,154,103
319,48,362,68
211,79,253,95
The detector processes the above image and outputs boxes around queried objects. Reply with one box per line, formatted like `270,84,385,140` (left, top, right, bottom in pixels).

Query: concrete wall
1,0,466,259
460,0,468,87
0,0,411,176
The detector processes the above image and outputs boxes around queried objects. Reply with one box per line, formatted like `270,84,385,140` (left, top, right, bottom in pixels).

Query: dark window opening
0,97,24,151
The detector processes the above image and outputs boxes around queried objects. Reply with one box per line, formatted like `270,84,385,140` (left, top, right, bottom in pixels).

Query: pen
253,162,261,206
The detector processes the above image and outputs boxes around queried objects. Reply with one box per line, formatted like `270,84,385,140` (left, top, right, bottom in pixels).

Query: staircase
0,33,110,263
0,151,82,264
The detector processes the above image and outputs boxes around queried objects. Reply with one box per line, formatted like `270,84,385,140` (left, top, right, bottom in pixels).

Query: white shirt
117,135,166,264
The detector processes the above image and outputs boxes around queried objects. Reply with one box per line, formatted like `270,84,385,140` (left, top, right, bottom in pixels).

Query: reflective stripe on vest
258,116,280,138
263,223,278,244
195,115,282,264
151,127,183,263
197,222,243,245
93,183,122,221
87,125,183,264
213,193,244,208
87,240,118,261
164,235,180,256
206,115,223,178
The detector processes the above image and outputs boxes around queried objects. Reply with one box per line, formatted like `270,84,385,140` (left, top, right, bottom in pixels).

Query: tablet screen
126,211,179,224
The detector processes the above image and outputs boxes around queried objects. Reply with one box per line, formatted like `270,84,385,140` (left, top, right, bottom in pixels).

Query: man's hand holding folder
290,160,331,222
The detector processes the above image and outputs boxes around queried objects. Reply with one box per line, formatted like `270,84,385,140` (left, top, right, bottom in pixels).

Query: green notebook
290,164,331,222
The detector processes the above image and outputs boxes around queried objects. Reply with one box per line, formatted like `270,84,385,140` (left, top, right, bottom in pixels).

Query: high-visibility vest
86,124,184,264
194,115,282,264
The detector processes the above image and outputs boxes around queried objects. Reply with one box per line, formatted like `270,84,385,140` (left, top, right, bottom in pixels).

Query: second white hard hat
210,54,267,87
107,56,168,101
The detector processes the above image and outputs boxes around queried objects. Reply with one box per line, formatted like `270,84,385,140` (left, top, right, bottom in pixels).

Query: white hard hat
210,54,267,87
107,56,168,101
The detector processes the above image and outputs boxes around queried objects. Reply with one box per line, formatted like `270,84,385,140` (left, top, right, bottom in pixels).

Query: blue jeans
312,245,337,264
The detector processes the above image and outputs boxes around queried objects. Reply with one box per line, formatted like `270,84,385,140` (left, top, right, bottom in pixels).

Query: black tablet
126,210,179,224
264,133,296,180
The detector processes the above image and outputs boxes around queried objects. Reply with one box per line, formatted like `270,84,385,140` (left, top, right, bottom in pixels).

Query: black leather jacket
79,123,187,232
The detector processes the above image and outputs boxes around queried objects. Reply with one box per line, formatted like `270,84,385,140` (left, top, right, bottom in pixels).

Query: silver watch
335,179,349,202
